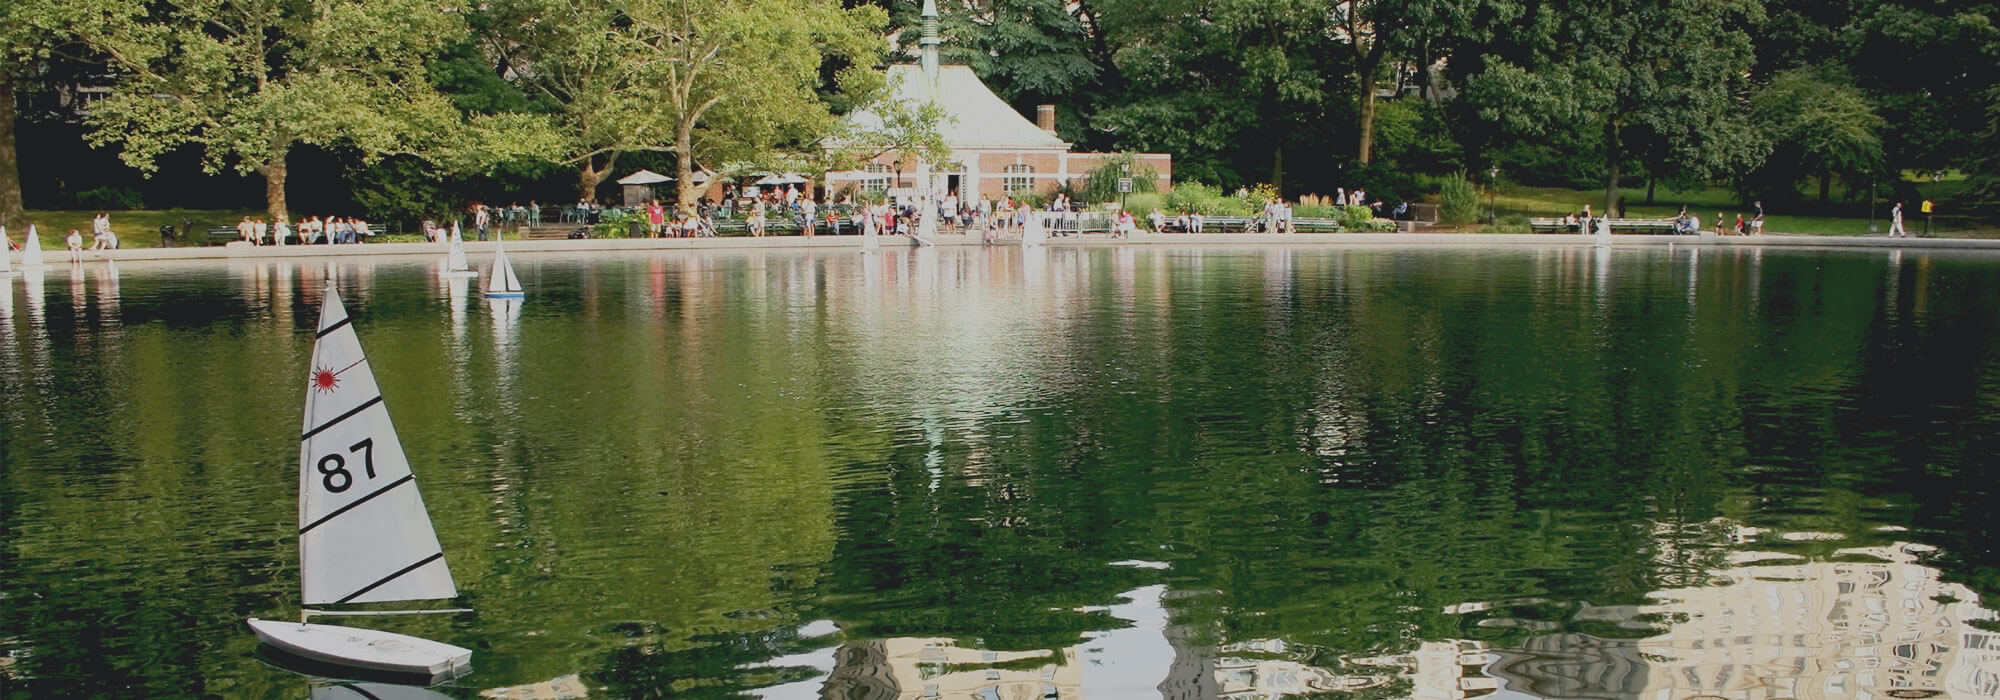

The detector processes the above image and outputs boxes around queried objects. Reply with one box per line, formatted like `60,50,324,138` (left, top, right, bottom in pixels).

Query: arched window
1003,164,1036,195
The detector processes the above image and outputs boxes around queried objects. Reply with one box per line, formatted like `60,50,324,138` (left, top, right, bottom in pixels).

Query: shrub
73,186,145,210
1164,182,1245,215
1122,192,1165,215
1439,173,1482,225
1336,205,1376,229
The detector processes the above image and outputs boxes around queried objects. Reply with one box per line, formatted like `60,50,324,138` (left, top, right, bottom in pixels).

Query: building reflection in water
740,526,2000,700
1468,530,2000,700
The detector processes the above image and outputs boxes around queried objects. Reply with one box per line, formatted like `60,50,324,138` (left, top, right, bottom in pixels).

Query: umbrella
754,173,808,185
616,170,674,185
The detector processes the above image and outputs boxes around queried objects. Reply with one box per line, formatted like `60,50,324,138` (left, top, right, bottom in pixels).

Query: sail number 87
317,438,376,493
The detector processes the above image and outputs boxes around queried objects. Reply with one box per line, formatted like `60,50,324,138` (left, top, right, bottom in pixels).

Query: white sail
23,224,45,267
446,225,470,272
1021,208,1046,247
860,208,880,253
485,236,523,297
298,283,457,605
1,225,12,273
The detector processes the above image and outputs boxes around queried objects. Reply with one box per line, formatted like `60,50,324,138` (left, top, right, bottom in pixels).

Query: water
4,245,2000,699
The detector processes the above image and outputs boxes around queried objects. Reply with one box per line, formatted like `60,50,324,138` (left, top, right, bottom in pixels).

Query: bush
1336,205,1376,229
375,233,428,244
1122,192,1165,215
1164,182,1246,215
1439,173,1481,225
73,186,145,210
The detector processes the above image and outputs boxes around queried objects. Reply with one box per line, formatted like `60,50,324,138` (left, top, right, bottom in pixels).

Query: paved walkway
22,230,2000,266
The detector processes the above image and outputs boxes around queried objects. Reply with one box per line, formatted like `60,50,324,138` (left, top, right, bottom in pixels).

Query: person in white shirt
1148,208,1166,233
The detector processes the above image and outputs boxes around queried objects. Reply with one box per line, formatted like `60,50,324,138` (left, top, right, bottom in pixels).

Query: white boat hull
248,618,471,680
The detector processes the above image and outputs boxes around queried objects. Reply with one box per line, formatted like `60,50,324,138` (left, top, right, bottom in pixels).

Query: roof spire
920,0,940,85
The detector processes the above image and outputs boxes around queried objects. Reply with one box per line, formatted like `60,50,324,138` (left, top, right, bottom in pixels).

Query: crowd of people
231,214,377,245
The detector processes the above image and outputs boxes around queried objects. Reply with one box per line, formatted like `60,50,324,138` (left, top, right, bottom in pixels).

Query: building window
862,164,892,195
1004,164,1035,195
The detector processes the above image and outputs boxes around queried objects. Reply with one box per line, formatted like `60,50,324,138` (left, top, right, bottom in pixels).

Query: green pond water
5,245,2000,700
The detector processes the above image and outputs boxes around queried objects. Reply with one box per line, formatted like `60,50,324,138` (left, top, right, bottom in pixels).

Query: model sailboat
22,224,45,267
1,225,13,275
442,222,477,277
1020,207,1047,247
248,281,472,681
484,234,524,298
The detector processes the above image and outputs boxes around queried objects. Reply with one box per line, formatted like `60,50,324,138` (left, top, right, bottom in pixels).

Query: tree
496,0,888,206
1747,68,1884,203
1091,0,1345,192
1465,0,1763,215
1332,0,1484,165
67,0,549,221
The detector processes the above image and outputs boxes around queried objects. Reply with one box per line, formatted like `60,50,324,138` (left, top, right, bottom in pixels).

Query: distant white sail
23,224,45,267
298,284,457,605
485,236,523,297
1,225,12,273
1021,208,1046,247
447,225,470,272
860,207,881,253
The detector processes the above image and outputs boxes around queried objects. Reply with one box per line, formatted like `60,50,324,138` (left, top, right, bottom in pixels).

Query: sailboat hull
248,618,472,681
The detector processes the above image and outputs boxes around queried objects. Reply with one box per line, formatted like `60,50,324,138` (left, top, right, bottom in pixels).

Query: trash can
627,220,645,238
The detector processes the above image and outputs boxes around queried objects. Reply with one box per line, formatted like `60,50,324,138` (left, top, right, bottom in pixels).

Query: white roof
847,65,1070,152
616,170,673,185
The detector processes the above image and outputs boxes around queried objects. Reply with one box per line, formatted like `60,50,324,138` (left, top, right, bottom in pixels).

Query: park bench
1529,218,1577,234
1531,217,1685,235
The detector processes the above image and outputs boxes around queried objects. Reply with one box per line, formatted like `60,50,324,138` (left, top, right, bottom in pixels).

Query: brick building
825,0,1169,203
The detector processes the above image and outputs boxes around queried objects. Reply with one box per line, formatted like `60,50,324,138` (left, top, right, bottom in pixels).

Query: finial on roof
920,0,940,85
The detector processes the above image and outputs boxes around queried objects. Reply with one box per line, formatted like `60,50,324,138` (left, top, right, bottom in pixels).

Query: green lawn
10,209,261,249
1477,184,1997,237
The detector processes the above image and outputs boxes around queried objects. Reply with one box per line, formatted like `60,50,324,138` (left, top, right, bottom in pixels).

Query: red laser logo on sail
311,367,340,393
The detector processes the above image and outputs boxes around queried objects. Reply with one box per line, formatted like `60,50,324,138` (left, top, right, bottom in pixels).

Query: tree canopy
8,0,2000,222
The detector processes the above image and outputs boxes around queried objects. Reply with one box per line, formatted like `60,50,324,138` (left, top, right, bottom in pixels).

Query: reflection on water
7,246,2000,699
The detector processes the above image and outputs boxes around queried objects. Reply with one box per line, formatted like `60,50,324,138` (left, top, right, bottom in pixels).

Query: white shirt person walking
1889,201,1907,237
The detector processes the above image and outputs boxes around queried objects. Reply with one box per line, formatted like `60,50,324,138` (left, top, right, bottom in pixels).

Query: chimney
1037,104,1056,133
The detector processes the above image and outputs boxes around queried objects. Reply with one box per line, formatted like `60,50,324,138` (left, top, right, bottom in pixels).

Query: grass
1470,183,1998,237
10,209,261,249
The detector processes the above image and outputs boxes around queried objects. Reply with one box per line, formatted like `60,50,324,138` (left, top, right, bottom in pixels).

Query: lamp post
1488,166,1499,224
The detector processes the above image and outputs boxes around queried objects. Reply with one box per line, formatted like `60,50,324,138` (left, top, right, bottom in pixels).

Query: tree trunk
0,78,24,230
261,151,289,223
1819,168,1832,203
1603,118,1621,218
676,118,698,207
1271,145,1284,195
1645,172,1657,205
1356,69,1380,165
578,152,618,204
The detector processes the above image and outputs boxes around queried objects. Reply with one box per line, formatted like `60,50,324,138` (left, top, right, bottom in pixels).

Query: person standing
1751,200,1765,235
1888,201,1906,237
647,201,666,238
474,203,491,241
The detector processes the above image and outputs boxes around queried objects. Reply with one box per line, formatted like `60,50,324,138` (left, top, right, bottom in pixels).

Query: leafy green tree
1747,68,1884,203
67,0,552,221
1092,0,1345,191
1465,0,1764,215
1334,0,1485,165
495,0,888,205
